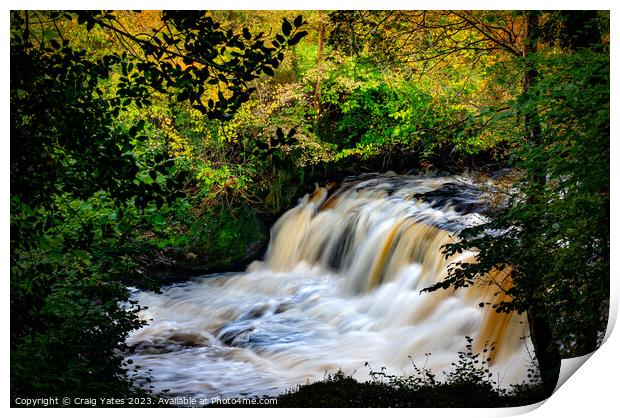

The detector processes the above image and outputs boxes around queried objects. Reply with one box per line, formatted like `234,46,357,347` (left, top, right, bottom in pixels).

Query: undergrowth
212,337,548,408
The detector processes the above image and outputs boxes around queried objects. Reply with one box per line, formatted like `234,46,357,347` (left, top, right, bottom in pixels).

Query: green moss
188,206,269,271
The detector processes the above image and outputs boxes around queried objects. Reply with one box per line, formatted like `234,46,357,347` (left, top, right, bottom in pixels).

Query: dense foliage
10,10,609,404
435,49,610,353
10,10,306,400
418,11,609,394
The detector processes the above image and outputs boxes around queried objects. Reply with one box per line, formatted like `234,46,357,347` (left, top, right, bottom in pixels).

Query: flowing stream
126,173,533,401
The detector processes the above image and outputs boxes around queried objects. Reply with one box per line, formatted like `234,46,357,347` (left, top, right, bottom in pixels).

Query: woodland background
10,10,609,405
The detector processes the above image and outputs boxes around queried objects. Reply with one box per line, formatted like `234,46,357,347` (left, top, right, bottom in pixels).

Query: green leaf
73,249,91,262
152,214,165,226
287,31,308,46
242,27,251,40
282,18,292,36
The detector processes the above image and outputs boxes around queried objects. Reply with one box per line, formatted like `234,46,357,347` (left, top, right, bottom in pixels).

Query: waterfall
126,173,533,400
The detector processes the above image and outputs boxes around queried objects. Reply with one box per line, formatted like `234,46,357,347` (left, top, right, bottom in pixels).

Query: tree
10,10,306,399
328,10,609,394
325,11,533,165
422,11,609,395
314,11,326,113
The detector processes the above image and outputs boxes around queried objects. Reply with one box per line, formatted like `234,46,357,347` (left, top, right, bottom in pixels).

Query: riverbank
208,370,548,408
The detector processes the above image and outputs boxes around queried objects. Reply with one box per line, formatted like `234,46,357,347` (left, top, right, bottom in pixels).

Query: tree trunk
522,11,541,145
561,11,602,51
522,11,562,396
314,11,326,114
527,306,561,396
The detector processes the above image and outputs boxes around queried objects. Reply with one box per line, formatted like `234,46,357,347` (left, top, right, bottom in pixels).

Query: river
125,173,533,401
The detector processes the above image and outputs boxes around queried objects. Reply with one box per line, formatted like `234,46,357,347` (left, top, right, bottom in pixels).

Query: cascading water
126,173,533,401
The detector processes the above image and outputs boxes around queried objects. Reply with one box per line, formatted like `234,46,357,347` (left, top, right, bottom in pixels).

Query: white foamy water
126,174,533,401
